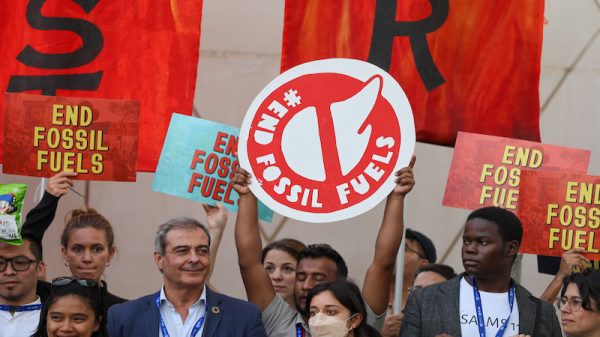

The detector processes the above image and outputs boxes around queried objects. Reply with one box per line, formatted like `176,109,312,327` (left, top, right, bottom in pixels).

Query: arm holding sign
363,156,416,315
539,248,588,303
22,172,77,243
204,203,228,281
232,168,277,311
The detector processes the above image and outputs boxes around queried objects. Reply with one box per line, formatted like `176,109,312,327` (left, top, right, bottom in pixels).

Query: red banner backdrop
0,0,202,172
520,171,600,259
281,0,544,146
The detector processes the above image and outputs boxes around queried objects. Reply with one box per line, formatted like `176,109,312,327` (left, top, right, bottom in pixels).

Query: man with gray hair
107,216,267,337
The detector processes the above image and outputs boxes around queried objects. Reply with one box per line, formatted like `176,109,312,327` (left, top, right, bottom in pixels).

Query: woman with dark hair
557,269,600,337
31,277,107,337
261,238,307,309
307,280,381,337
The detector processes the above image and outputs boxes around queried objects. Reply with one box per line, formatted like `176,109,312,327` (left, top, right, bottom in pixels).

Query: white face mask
308,313,356,337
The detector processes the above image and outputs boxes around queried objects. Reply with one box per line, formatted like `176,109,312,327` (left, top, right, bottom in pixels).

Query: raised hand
231,167,253,196
392,155,416,196
45,171,77,197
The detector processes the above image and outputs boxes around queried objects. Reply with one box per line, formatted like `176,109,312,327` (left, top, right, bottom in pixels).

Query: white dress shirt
0,297,42,337
158,286,207,337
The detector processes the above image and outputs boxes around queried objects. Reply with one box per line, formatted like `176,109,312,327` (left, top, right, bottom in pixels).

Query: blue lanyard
155,294,207,337
0,304,42,312
470,276,515,337
296,323,305,337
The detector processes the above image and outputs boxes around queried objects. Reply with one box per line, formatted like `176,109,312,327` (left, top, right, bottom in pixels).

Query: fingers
408,154,416,169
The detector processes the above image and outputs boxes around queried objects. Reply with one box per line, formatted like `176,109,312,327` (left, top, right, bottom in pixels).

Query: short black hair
467,207,523,244
416,263,456,280
562,269,600,312
22,234,43,261
31,279,107,337
297,244,348,279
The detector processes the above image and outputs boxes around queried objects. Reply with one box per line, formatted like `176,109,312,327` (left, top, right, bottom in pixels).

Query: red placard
2,93,139,181
239,59,415,223
282,0,544,146
0,0,202,172
520,171,600,258
443,132,591,212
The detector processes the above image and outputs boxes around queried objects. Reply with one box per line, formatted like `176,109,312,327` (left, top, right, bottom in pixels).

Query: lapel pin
211,306,220,314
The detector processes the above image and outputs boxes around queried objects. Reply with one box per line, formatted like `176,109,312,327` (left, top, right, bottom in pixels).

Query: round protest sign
239,58,415,223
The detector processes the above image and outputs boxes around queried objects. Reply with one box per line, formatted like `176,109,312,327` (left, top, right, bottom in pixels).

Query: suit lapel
145,292,161,337
515,285,537,335
439,276,462,337
203,288,223,337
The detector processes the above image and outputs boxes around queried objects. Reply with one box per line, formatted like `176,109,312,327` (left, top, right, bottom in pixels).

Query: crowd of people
2,160,600,337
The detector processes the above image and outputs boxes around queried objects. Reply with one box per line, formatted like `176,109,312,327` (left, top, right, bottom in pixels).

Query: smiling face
0,240,44,305
263,249,297,304
560,283,600,337
62,227,115,281
294,258,338,315
461,218,515,281
154,227,210,290
46,294,100,337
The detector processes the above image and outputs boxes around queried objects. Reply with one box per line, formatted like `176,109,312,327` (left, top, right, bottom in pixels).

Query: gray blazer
399,274,562,337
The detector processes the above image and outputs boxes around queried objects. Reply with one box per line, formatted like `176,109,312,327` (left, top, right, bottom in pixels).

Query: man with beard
232,157,416,337
0,236,45,337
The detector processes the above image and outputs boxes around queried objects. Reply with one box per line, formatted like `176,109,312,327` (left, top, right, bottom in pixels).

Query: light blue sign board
152,114,274,222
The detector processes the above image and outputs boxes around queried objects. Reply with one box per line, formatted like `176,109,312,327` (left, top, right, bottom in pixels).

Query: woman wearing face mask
31,277,107,337
59,208,126,312
261,238,307,309
307,280,382,337
557,269,600,337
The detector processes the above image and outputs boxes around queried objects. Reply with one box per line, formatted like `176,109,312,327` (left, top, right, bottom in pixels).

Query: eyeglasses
0,256,37,272
405,245,426,260
52,277,99,288
555,296,584,312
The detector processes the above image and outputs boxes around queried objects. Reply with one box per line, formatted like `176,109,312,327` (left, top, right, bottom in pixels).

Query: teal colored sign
152,114,273,222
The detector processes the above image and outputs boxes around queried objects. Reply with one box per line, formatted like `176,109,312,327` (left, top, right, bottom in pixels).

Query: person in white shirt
107,216,267,337
400,207,562,337
0,235,45,337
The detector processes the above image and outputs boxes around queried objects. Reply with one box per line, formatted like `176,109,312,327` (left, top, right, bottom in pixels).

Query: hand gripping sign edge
238,58,415,223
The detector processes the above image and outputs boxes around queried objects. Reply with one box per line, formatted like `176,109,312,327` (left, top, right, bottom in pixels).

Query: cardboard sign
443,132,591,212
152,114,273,222
520,171,600,258
238,58,415,223
2,93,139,181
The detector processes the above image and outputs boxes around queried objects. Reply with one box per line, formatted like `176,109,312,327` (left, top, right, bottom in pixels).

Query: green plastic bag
0,184,27,245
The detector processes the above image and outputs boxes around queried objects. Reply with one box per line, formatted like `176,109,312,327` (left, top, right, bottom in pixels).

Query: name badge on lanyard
470,276,515,337
155,294,207,337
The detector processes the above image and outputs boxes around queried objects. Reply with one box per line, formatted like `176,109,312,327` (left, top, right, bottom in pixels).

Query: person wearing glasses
106,216,267,337
232,157,415,337
31,277,107,337
400,207,562,337
0,235,45,337
557,268,600,337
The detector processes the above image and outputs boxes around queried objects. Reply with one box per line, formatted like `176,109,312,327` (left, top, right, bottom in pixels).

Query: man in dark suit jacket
400,207,562,337
107,216,266,337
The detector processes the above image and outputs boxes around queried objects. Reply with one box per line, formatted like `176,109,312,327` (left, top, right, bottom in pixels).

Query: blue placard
152,114,273,222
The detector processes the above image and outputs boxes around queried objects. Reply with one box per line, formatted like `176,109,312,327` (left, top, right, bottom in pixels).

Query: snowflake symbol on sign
283,89,301,107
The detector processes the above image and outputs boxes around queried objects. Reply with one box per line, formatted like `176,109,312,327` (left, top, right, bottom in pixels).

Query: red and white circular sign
239,58,415,223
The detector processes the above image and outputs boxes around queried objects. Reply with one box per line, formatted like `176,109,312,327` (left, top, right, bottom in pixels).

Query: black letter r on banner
368,0,449,91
